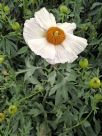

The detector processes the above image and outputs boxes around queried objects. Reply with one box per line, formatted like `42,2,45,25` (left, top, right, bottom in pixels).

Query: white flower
23,7,88,64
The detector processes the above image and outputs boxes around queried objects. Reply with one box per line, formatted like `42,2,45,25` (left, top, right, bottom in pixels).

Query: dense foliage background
0,0,102,135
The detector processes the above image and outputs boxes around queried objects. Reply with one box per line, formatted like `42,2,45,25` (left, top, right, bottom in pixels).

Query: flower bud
35,84,44,92
59,5,70,14
8,105,18,115
79,58,89,69
4,6,10,14
94,94,102,104
89,77,101,89
11,22,20,31
81,24,88,31
0,55,5,64
0,113,5,123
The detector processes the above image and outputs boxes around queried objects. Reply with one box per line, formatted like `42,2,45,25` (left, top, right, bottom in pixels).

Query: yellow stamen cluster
46,27,65,45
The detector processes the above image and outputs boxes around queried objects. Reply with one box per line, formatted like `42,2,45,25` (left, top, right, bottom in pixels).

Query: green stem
19,90,41,104
61,110,93,135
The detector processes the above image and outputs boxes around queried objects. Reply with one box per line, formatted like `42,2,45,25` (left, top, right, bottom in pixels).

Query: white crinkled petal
46,45,78,64
35,7,56,30
28,38,56,59
62,33,88,55
57,22,76,34
23,18,45,44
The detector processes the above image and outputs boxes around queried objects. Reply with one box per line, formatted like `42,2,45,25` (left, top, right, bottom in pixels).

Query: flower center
46,27,65,45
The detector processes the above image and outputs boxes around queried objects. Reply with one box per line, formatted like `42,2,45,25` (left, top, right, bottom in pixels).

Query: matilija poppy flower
23,7,88,64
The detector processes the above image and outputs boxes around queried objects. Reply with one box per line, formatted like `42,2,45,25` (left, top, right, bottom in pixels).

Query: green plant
0,0,102,136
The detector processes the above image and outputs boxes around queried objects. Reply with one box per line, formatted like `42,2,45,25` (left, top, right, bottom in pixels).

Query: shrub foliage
0,0,102,136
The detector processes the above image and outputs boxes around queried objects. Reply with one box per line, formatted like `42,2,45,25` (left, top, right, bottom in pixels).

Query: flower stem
19,90,41,104
61,110,93,135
